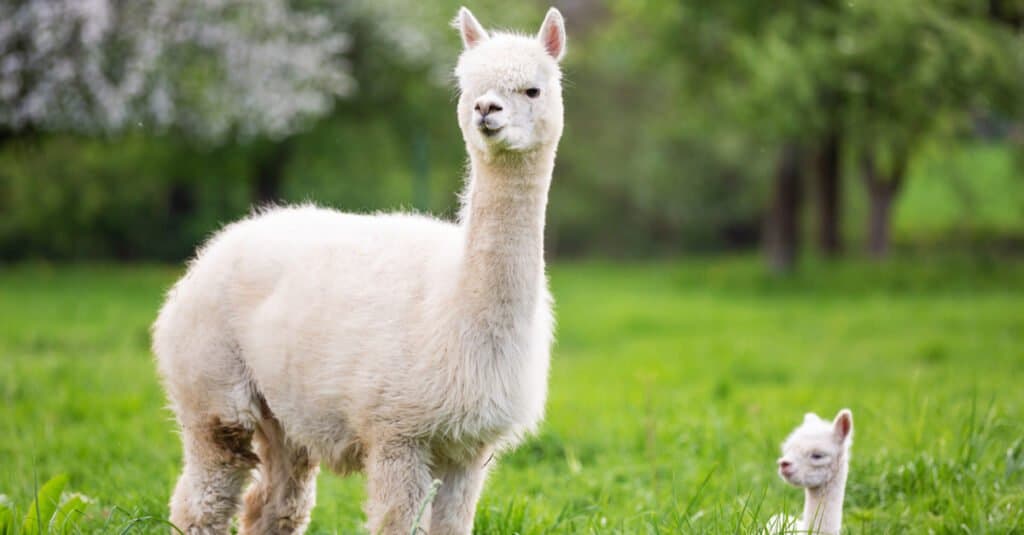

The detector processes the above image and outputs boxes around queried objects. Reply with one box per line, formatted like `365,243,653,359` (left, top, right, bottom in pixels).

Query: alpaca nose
778,459,792,470
474,97,503,117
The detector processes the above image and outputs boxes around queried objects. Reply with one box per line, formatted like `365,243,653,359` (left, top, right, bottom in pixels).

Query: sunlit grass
1,256,1022,533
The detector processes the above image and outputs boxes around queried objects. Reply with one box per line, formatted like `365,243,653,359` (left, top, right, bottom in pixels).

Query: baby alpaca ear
833,409,853,443
537,7,567,61
455,7,489,49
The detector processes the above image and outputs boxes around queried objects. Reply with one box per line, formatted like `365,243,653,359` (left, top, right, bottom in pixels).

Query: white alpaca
152,7,567,534
765,409,853,535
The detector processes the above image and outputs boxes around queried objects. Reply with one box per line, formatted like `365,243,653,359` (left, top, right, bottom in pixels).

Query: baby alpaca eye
810,452,826,460
525,88,541,98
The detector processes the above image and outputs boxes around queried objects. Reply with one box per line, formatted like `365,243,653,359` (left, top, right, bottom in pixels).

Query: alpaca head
777,409,853,489
454,7,566,157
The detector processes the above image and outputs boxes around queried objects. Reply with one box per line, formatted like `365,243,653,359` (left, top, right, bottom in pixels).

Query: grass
1,256,1022,533
840,141,1024,247
896,142,1024,239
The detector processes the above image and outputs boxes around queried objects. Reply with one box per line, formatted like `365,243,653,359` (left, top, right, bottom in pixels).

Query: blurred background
2,2,1024,532
1,0,1021,268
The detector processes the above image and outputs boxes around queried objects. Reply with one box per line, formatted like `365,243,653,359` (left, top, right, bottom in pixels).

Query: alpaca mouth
480,124,504,137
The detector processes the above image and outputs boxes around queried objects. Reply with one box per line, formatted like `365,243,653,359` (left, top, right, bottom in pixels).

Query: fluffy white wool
765,409,854,535
152,7,567,534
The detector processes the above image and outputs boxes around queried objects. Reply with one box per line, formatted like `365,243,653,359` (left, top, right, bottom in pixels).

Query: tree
605,0,1024,264
814,125,843,256
839,0,1024,257
765,143,806,272
710,2,840,270
0,0,354,140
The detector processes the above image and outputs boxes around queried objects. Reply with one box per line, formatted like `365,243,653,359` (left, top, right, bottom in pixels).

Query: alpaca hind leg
429,458,490,535
364,440,433,535
169,419,258,534
240,418,320,535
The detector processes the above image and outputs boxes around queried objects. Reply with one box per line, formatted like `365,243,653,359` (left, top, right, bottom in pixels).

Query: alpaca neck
802,458,848,535
455,148,553,330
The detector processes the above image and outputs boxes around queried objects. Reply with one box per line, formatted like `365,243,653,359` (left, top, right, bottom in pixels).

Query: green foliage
0,0,1022,260
0,136,252,261
0,474,89,535
1,259,1022,532
0,497,13,535
49,495,87,535
20,474,67,535
836,0,1024,157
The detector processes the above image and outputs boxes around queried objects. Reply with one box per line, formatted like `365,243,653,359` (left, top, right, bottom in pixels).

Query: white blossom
0,0,356,140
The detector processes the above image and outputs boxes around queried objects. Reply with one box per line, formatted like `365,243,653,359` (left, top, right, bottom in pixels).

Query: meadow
1,256,1022,533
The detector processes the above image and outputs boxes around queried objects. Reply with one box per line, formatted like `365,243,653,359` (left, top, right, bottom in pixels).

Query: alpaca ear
537,7,566,61
455,7,489,50
833,409,853,443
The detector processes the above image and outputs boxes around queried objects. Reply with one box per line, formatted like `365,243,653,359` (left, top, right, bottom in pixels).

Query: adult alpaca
152,7,567,534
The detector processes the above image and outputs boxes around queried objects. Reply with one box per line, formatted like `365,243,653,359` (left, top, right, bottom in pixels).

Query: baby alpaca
766,409,853,535
152,6,567,535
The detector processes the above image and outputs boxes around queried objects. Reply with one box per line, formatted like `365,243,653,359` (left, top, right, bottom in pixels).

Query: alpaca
151,7,567,535
765,409,853,535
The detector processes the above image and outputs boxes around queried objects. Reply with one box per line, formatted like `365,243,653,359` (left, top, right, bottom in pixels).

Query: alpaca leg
169,419,258,534
428,460,490,535
240,418,320,535
364,441,433,535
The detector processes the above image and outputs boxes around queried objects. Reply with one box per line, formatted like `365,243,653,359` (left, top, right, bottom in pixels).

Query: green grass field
1,257,1022,533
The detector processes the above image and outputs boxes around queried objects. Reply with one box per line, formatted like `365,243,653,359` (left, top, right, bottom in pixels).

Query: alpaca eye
525,88,541,98
810,452,826,460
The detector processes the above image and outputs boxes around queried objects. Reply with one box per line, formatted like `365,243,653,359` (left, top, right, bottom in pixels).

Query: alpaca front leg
429,460,490,535
169,420,258,534
365,441,434,535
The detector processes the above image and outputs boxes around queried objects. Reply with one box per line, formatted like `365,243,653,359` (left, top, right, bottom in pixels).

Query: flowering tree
0,0,355,140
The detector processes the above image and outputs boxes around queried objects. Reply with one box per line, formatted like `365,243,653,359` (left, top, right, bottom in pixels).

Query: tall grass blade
409,479,442,535
22,474,68,535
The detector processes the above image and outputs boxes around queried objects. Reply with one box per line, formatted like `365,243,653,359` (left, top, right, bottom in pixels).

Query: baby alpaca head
454,7,566,156
777,409,853,489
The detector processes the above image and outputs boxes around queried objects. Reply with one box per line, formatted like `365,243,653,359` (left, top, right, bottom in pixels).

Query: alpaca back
155,208,456,430
154,204,551,467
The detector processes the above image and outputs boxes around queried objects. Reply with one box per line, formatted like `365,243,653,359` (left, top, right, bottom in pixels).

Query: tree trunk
988,0,1024,30
765,143,805,273
814,129,842,256
253,138,294,205
0,126,20,155
860,150,906,259
866,185,895,257
0,128,11,218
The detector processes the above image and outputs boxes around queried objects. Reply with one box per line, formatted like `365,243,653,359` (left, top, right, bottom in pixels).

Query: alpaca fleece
765,409,853,535
152,7,567,534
